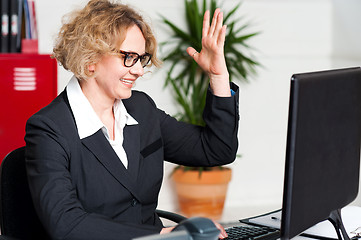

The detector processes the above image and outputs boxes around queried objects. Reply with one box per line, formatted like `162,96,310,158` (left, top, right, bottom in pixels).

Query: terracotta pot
172,167,232,220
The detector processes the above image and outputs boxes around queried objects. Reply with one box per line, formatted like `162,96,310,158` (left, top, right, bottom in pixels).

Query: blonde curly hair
52,0,160,80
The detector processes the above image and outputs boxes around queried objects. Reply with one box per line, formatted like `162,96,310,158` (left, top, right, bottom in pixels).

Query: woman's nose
129,60,144,77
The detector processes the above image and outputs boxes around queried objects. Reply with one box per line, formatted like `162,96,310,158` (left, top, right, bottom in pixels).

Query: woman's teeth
121,79,133,84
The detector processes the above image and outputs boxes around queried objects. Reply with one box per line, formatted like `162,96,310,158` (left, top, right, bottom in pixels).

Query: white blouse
66,76,138,169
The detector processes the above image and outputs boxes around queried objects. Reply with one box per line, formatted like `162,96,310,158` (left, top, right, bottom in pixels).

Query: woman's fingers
217,24,227,47
214,10,224,39
205,9,224,38
202,10,210,38
160,227,175,235
208,8,219,36
186,47,198,61
188,8,228,79
212,221,228,239
202,8,226,50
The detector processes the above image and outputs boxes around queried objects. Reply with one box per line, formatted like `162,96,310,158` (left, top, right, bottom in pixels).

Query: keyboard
223,225,280,240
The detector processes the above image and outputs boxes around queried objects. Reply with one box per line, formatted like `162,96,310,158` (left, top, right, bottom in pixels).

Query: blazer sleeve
25,114,161,240
160,82,240,166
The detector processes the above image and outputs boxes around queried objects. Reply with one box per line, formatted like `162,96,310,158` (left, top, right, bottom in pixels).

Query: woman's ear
88,64,96,73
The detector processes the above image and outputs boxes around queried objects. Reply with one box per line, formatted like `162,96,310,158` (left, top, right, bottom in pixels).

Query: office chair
0,147,49,239
0,147,186,240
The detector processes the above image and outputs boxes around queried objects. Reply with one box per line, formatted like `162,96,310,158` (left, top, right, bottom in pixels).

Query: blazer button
131,198,138,207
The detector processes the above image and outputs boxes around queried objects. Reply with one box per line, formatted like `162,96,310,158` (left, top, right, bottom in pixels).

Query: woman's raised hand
187,8,231,97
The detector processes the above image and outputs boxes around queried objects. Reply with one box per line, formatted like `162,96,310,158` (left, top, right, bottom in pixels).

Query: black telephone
133,217,220,240
171,217,220,240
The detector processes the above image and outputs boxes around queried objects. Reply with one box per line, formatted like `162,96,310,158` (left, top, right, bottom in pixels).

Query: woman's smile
120,78,135,87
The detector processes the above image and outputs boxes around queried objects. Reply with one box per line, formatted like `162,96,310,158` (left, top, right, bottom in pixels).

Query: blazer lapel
123,124,140,180
81,130,140,200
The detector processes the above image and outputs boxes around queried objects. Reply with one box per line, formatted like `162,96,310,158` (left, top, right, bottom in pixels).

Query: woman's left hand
160,227,175,234
213,220,228,239
187,8,231,97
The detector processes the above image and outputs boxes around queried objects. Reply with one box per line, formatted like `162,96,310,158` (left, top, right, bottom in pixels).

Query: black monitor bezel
280,67,361,239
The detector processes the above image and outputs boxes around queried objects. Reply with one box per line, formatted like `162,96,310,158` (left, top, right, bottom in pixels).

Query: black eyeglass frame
118,50,152,68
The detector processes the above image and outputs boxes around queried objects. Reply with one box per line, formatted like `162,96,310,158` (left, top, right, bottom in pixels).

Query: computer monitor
280,67,361,240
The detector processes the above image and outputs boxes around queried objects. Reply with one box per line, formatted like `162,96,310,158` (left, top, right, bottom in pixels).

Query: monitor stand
328,209,350,240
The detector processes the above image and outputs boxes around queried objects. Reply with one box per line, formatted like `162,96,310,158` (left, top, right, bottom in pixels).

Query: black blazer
24,83,239,240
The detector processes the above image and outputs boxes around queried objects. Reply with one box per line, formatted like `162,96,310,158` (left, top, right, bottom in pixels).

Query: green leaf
162,18,192,42
223,2,241,24
159,0,261,154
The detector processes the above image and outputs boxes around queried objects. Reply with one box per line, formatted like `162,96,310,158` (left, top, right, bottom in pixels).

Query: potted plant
160,0,260,220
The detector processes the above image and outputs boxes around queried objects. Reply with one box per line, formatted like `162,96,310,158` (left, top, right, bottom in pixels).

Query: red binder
0,54,57,161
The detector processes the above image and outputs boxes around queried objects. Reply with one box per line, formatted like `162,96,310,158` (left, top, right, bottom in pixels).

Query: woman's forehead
117,25,146,53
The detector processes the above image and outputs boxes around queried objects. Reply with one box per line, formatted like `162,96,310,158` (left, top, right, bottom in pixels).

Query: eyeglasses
118,50,152,68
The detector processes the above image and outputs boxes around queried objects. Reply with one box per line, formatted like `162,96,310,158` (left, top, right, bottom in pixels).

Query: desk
235,205,361,239
221,204,281,223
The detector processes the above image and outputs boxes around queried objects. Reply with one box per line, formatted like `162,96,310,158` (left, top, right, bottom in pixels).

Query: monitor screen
280,67,361,239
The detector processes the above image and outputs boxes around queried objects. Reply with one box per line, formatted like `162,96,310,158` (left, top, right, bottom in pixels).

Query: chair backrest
0,147,50,239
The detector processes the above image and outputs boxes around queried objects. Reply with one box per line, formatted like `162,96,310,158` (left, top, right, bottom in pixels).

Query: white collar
66,76,138,139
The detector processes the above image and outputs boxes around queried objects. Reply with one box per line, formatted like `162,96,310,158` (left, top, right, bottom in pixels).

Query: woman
25,0,239,239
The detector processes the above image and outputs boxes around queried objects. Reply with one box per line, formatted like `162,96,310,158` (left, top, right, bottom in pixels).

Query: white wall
331,0,361,206
35,0,361,221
